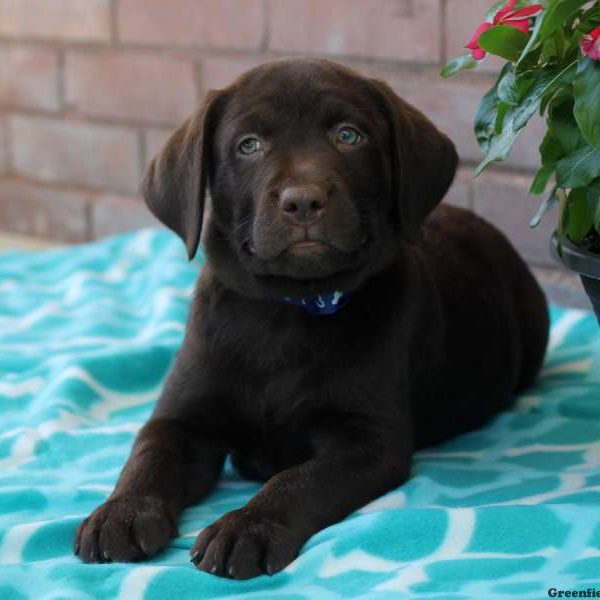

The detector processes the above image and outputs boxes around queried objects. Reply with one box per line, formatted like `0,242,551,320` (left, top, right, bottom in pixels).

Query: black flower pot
551,231,600,322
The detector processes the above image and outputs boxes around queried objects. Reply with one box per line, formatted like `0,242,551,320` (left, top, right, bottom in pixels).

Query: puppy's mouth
241,232,371,281
244,236,368,259
287,240,328,253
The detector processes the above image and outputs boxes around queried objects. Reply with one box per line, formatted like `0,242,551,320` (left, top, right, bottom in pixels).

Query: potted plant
442,0,600,318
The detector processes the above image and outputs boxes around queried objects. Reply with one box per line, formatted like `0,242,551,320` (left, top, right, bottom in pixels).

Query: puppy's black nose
279,185,326,225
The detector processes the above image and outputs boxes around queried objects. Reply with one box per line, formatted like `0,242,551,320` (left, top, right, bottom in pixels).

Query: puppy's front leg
192,424,412,579
75,418,225,563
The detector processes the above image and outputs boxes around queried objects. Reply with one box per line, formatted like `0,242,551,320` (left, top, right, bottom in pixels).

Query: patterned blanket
0,229,599,600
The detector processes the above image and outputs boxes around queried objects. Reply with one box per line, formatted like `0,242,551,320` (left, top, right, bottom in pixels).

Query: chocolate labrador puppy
75,58,549,579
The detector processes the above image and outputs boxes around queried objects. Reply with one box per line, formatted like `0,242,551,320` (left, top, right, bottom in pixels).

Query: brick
532,266,589,310
144,128,172,167
365,65,543,170
0,177,89,242
10,116,140,194
65,51,197,124
90,194,158,239
472,169,557,267
370,66,490,163
0,115,7,173
200,58,544,171
269,0,441,62
445,0,505,73
201,55,267,91
444,0,547,168
0,46,60,111
504,114,545,172
443,168,472,209
117,0,264,49
0,0,111,42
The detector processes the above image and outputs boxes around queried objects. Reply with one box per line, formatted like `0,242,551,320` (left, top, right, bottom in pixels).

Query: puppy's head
143,58,457,299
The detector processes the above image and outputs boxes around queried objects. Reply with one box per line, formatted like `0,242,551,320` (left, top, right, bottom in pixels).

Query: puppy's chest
226,361,319,431
225,377,316,480
205,296,397,440
209,306,350,376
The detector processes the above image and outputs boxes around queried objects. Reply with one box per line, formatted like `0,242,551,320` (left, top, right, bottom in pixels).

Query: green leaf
554,24,566,60
495,101,510,133
588,182,600,233
497,68,519,106
530,185,557,227
589,178,600,195
556,145,600,189
479,25,530,62
530,165,554,195
517,10,546,67
548,98,584,156
518,0,589,73
558,187,568,250
538,0,589,41
540,36,557,63
565,187,593,243
440,53,478,78
515,74,535,100
573,58,600,151
475,62,577,175
540,86,572,116
576,5,600,34
539,130,563,167
531,127,563,195
474,67,508,154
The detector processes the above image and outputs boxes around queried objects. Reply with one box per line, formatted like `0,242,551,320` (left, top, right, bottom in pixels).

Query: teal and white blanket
1,229,599,599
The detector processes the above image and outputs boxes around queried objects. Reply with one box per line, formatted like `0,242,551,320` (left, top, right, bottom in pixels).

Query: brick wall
0,0,557,266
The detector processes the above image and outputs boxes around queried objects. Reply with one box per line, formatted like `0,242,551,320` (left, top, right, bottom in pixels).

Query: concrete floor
0,230,593,311
0,230,59,252
532,266,591,310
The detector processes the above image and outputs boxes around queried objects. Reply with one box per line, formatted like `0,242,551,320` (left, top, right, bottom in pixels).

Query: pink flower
580,26,600,61
465,0,543,60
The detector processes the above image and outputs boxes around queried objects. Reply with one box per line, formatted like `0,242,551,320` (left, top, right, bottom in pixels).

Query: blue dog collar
283,290,349,316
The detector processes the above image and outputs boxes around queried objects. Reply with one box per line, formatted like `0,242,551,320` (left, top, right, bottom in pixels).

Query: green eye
337,126,362,145
238,136,261,155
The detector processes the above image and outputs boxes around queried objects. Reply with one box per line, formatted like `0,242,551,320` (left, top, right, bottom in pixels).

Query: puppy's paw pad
74,497,177,563
191,508,300,579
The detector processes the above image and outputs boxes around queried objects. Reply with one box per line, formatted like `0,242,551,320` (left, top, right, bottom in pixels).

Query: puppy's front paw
191,508,301,579
74,496,178,563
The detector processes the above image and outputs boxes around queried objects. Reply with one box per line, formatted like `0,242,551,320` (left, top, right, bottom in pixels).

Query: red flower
580,26,600,61
465,0,543,60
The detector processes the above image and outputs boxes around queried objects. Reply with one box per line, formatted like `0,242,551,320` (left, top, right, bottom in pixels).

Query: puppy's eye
336,126,363,146
238,136,261,155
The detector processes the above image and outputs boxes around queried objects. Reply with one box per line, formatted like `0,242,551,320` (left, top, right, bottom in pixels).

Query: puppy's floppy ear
370,79,458,241
142,90,224,260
